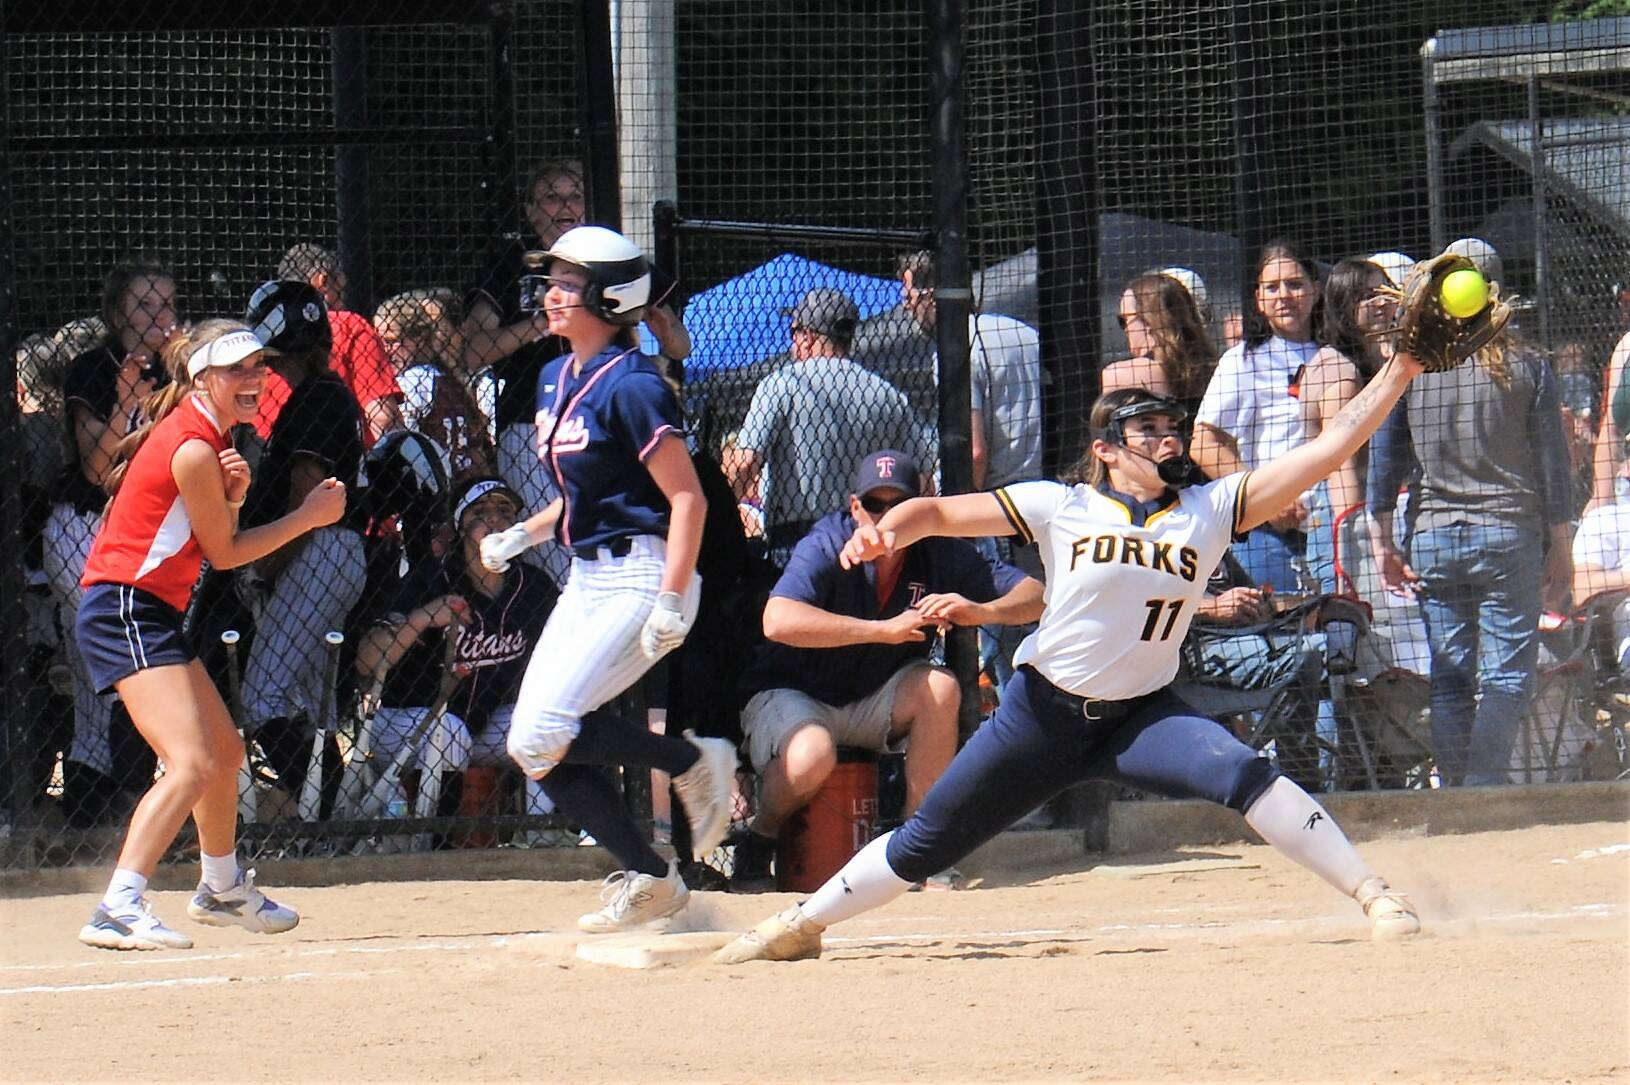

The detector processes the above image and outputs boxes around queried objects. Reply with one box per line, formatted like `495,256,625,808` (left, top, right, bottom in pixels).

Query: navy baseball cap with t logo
853,449,921,499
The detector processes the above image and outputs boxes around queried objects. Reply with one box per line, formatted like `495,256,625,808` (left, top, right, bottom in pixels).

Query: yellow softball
1440,268,1489,319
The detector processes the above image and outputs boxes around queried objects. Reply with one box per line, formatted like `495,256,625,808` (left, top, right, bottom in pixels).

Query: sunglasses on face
860,493,908,515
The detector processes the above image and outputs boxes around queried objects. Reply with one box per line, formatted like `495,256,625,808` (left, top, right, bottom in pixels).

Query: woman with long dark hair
1192,240,1325,591
1301,256,1394,592
46,260,178,819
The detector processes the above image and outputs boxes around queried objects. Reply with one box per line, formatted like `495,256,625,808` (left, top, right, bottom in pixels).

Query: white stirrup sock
1243,776,1372,896
801,832,915,927
200,851,240,894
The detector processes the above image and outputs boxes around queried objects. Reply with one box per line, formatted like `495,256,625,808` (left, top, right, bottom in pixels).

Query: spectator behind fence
241,281,364,537
1101,271,1217,420
1589,328,1630,509
1367,284,1574,787
353,476,561,837
898,248,1044,689
1176,547,1333,790
1573,431,1630,674
727,287,934,565
728,448,1044,891
374,289,497,482
897,249,1041,491
1300,257,1393,593
17,332,74,811
462,159,691,517
46,260,178,823
74,319,342,951
252,243,402,447
1192,239,1326,591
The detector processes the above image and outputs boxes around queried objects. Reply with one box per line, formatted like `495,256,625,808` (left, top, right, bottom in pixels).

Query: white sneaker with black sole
186,868,300,934
79,899,194,951
577,859,690,934
672,730,737,859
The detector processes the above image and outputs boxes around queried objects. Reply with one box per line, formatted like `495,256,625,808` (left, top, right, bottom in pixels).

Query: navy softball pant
885,665,1281,883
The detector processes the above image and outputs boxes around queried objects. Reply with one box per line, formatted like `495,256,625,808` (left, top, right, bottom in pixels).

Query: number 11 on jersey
1140,598,1184,641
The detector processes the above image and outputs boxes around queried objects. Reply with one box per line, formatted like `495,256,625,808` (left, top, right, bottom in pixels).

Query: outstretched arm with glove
1241,251,1508,534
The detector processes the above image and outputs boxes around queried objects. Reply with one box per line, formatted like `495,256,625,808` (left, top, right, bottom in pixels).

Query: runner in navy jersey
475,225,735,932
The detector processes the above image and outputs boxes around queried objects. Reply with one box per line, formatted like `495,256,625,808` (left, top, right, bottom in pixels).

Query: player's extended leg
1092,693,1419,940
509,548,733,860
715,667,1092,963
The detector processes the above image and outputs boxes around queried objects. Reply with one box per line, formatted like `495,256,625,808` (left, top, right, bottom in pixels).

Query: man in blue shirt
733,450,1044,887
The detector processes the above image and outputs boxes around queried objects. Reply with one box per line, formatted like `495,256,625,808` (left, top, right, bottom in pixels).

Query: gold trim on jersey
1095,488,1180,528
993,487,1034,545
1143,494,1182,528
1232,469,1253,540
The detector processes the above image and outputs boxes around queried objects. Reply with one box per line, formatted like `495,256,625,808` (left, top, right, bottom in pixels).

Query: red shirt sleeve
329,310,403,409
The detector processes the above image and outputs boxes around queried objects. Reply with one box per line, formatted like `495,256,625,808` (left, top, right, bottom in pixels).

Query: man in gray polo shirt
899,250,1044,690
729,287,931,564
898,250,1042,491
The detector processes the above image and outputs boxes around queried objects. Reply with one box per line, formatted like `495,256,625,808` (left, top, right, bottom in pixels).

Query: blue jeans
975,535,1037,688
1411,521,1543,786
1302,481,1338,595
1235,526,1305,594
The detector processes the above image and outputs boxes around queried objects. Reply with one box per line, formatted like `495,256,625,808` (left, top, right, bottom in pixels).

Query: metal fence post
926,0,981,745
332,25,375,311
0,30,34,867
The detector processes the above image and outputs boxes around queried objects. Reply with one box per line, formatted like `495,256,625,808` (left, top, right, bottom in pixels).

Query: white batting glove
479,523,535,573
640,591,690,660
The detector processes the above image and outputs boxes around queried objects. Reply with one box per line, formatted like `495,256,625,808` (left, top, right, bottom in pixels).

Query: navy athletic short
76,582,195,694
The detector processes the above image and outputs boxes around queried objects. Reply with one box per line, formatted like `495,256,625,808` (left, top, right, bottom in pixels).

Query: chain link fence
4,3,1627,879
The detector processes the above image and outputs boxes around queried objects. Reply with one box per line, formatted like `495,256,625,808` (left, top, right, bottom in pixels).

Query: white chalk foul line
1550,842,1630,864
0,933,542,975
822,902,1623,947
0,968,389,997
4,902,1621,994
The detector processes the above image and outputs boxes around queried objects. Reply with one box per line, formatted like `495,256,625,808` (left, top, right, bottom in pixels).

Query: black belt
574,536,635,560
1019,665,1150,723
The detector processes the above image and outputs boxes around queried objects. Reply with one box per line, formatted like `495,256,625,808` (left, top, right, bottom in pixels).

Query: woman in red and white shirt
74,318,344,951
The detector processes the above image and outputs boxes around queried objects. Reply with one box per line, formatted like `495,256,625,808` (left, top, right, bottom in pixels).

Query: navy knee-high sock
540,764,668,877
563,709,699,776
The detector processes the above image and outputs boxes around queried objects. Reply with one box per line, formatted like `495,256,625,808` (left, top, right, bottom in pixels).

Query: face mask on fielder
1094,394,1196,487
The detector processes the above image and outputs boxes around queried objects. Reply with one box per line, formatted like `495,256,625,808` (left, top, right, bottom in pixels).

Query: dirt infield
4,821,1626,1083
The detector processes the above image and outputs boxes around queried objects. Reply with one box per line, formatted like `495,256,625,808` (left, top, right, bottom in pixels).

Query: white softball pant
506,534,700,779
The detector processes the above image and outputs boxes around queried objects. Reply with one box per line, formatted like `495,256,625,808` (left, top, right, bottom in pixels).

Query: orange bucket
450,765,501,848
775,750,879,893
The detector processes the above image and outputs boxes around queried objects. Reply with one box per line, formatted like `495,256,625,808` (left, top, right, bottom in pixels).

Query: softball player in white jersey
476,225,734,933
718,366,1434,963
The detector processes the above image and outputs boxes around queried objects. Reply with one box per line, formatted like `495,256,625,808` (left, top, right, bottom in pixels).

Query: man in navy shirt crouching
731,449,1043,889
